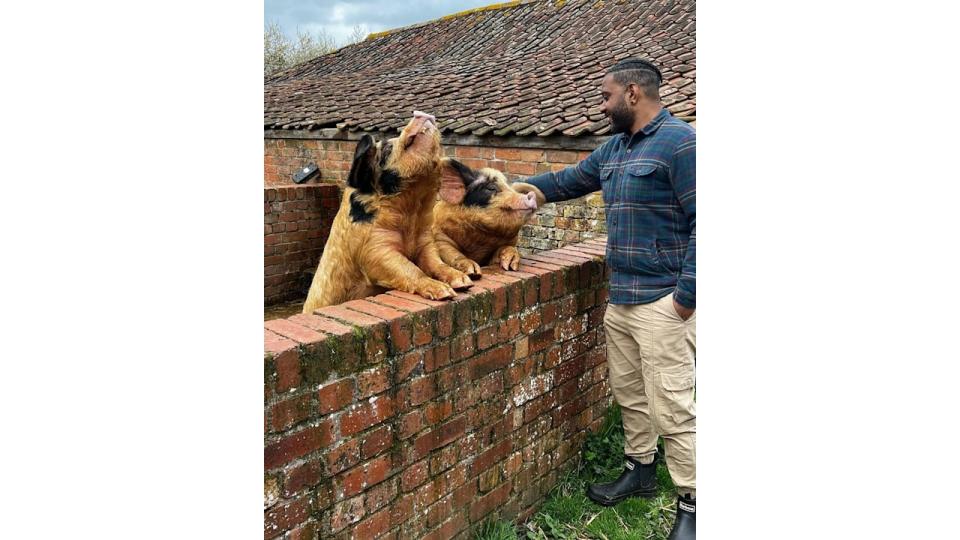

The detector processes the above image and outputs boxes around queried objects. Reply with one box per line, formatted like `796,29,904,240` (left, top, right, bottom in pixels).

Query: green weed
475,404,680,540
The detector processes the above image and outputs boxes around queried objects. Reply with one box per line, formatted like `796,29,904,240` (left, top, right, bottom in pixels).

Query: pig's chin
502,207,536,220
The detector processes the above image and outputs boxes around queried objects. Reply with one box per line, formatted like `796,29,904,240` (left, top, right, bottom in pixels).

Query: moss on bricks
472,291,494,326
300,333,363,385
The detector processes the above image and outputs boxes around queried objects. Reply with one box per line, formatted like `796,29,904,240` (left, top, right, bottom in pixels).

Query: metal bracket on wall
292,162,320,184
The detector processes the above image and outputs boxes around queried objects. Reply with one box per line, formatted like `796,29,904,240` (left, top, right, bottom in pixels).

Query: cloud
265,0,495,45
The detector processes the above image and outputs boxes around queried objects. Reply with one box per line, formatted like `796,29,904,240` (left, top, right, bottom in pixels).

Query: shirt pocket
609,240,668,276
621,163,661,203
655,240,687,274
600,168,614,205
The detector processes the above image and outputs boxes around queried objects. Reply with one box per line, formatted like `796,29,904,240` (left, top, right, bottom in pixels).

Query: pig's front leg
415,233,473,290
493,244,522,271
434,231,482,277
361,239,456,301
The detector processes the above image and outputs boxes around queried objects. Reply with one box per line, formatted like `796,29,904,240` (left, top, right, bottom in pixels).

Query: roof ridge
364,0,541,41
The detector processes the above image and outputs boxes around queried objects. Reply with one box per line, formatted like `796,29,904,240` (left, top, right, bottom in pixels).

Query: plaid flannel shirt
525,108,696,308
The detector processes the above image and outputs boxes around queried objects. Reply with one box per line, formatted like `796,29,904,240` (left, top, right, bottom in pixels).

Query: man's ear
439,158,474,204
347,134,377,193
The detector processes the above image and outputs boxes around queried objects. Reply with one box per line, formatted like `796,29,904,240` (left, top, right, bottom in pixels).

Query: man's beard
608,101,633,135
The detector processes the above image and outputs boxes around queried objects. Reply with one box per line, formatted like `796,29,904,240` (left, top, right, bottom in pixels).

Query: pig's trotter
413,277,456,300
498,246,521,271
453,258,483,278
437,266,474,290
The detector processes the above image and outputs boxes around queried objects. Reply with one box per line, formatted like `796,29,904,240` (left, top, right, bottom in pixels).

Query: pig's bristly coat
302,115,472,313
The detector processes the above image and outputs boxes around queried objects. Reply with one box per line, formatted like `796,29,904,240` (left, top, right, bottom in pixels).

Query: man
522,58,696,539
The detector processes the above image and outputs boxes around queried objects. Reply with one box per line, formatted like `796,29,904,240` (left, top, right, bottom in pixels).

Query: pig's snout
413,110,437,123
522,191,538,210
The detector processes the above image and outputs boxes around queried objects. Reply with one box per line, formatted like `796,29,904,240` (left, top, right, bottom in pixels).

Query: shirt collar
622,107,670,145
641,107,670,135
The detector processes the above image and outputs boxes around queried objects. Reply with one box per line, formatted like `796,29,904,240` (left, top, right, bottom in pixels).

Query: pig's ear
348,135,377,193
439,158,474,204
510,182,546,206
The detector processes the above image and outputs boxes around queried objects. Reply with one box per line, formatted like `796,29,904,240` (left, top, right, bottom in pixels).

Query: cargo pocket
659,369,696,431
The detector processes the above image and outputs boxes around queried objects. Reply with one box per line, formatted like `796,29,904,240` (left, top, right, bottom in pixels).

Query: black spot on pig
463,177,501,208
349,192,376,223
378,169,402,195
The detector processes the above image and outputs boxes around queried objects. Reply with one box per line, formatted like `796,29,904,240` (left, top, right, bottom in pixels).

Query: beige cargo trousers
604,292,696,498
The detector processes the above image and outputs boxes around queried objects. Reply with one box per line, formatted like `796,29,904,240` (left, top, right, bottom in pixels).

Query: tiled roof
264,0,695,137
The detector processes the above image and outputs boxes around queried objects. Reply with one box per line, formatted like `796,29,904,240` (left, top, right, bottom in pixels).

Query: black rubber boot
667,494,695,539
585,455,658,506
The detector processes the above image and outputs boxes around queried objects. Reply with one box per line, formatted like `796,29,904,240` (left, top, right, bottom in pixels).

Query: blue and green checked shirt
525,108,696,308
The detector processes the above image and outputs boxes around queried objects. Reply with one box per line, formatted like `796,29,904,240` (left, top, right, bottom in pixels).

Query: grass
476,405,679,540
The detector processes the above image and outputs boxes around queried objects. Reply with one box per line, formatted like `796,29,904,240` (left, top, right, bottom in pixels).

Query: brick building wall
264,136,608,256
265,185,341,305
264,238,613,539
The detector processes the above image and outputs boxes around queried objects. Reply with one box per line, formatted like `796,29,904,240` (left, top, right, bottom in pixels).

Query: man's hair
606,58,662,101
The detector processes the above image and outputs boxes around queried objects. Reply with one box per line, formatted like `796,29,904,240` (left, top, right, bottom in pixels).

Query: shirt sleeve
522,139,610,203
670,131,696,309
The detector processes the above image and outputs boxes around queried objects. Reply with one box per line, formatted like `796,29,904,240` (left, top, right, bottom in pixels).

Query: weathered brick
470,438,512,477
357,366,390,398
469,480,512,522
425,341,451,372
365,478,398,513
265,329,297,356
287,313,352,337
342,454,393,496
476,323,497,351
286,519,318,540
264,421,333,470
529,327,555,353
341,396,394,437
327,439,361,475
402,460,430,492
452,477,477,507
351,506,391,539
318,378,355,414
283,460,322,497
478,467,502,494
273,349,301,392
343,299,407,322
452,333,475,360
264,493,313,539
407,375,437,407
469,344,512,378
271,393,314,432
265,318,326,345
361,425,393,459
413,416,466,458
519,308,542,335
425,495,453,528
389,317,415,353
330,496,366,533
390,493,414,528
422,511,468,540
424,398,454,425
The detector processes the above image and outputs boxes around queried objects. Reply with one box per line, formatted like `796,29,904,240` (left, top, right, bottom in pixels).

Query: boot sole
586,487,658,507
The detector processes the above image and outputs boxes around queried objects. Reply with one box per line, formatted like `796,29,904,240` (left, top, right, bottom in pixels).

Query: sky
265,0,497,46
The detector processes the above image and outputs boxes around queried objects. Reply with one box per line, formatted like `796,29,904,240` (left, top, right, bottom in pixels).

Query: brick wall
263,238,613,539
265,184,341,305
264,139,357,186
264,137,608,255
